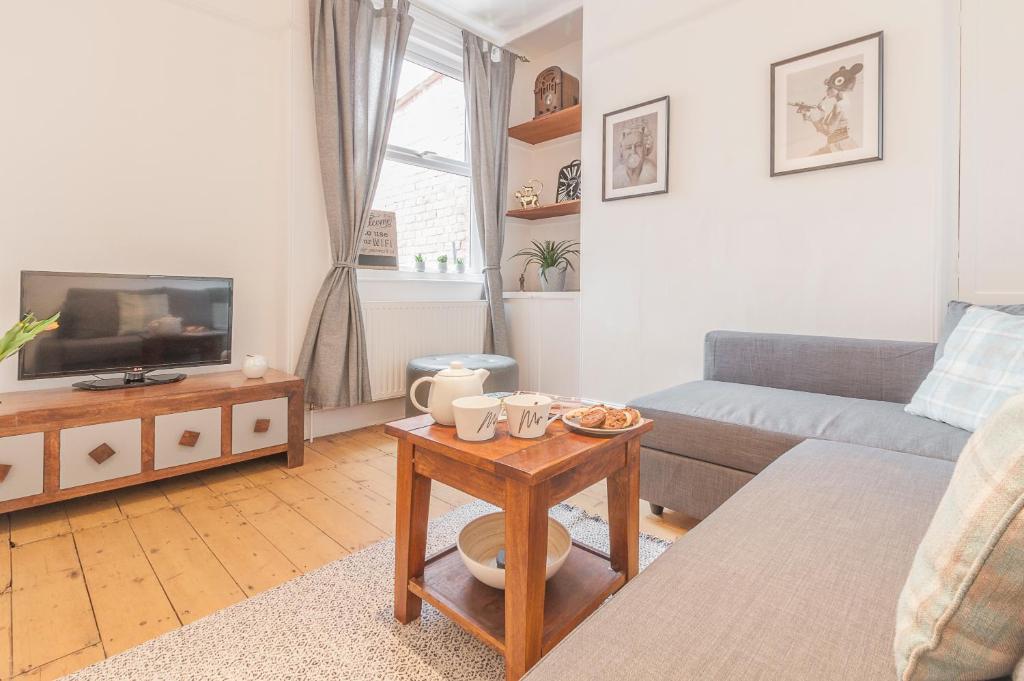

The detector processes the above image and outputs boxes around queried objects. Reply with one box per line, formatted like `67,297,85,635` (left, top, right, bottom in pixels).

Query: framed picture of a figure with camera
771,32,883,176
602,96,669,201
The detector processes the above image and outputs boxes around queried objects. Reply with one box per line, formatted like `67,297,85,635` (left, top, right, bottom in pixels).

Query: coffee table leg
607,438,640,580
504,480,550,681
395,439,431,624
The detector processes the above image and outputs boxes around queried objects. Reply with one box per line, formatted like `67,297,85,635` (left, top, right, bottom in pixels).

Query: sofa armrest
703,331,936,404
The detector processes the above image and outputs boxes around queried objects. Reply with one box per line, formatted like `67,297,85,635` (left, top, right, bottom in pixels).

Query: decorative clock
556,160,582,203
533,66,580,119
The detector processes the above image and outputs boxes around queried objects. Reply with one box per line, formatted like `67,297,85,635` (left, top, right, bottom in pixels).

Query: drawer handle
179,430,201,447
254,418,271,434
0,464,11,483
88,443,116,464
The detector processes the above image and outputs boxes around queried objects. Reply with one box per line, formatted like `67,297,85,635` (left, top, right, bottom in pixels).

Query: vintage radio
533,66,580,118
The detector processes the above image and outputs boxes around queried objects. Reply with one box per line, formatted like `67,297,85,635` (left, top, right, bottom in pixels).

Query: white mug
452,395,503,442
504,394,559,439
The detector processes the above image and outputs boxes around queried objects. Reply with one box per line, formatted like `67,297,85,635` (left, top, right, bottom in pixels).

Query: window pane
389,60,465,161
373,159,471,269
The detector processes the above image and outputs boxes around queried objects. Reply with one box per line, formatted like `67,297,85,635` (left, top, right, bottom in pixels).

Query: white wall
0,1,480,437
579,0,961,403
0,0,293,393
958,0,1024,305
503,40,584,292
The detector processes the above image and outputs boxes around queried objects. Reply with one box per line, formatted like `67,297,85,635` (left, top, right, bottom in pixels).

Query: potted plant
508,240,580,292
455,257,466,274
436,254,448,273
414,253,425,272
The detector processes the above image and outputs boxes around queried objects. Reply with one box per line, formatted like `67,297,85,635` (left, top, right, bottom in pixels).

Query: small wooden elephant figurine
514,179,543,209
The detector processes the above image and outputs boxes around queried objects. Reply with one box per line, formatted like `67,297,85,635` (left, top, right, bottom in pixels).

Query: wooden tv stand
0,368,303,514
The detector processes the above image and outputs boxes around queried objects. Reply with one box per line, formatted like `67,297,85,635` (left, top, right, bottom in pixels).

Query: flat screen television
19,271,233,390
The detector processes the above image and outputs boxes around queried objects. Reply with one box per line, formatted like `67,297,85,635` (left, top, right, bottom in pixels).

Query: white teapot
409,361,490,426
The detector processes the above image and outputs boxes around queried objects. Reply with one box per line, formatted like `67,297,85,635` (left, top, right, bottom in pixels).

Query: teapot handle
409,376,434,414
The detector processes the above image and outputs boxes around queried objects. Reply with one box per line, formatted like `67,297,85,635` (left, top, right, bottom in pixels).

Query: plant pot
456,263,466,274
414,261,425,272
437,262,448,273
539,266,567,292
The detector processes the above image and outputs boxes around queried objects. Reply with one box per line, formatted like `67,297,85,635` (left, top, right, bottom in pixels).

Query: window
373,59,473,271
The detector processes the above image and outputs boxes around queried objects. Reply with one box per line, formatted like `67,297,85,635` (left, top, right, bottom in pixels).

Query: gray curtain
297,0,412,408
462,32,516,356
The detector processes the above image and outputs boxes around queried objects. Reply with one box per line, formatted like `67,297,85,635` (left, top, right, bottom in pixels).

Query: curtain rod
407,0,530,62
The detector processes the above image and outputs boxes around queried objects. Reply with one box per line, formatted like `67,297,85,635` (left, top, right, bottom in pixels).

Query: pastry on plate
625,408,643,426
564,406,590,421
603,409,631,430
579,406,608,428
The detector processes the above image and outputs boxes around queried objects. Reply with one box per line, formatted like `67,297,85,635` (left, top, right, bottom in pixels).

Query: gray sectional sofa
524,329,977,680
635,330,969,520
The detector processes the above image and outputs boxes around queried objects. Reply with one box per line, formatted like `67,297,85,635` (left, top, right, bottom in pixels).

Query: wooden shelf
409,542,625,654
508,105,582,145
506,199,580,221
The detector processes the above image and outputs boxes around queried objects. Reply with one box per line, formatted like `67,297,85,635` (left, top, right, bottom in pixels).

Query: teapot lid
437,360,474,377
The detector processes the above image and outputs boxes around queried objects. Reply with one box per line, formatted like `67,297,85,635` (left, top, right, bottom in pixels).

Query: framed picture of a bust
602,96,669,201
771,32,883,176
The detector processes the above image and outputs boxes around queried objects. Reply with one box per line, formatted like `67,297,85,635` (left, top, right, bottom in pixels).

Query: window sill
358,269,483,284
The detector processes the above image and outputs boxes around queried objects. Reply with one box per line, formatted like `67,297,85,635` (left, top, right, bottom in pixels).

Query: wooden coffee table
385,413,653,680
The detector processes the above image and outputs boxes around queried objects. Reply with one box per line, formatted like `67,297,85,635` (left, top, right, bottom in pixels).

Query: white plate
561,415,647,437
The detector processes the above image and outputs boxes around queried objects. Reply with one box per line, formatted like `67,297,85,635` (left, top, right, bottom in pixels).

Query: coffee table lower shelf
408,541,625,655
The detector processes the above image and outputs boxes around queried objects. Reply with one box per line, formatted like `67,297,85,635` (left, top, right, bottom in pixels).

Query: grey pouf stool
405,353,519,418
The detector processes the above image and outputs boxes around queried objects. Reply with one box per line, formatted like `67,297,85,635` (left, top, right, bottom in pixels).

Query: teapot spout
475,368,490,385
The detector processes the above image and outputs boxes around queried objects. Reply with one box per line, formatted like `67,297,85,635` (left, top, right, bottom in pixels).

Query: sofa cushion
629,380,970,473
524,440,954,681
907,306,1024,432
895,393,1024,680
936,299,1024,361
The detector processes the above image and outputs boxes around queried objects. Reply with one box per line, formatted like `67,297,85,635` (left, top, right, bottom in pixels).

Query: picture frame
357,210,399,270
770,32,883,177
602,96,670,201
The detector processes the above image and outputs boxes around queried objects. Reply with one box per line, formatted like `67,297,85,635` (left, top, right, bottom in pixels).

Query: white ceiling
414,0,582,49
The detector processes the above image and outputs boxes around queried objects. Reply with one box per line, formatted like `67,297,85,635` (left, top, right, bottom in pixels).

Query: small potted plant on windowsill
455,257,466,275
414,253,425,272
508,240,580,292
437,254,448,274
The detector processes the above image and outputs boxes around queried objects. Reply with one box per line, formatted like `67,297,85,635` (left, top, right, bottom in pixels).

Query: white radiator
362,301,488,401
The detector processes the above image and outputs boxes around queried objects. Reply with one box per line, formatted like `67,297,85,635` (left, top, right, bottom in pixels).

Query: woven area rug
64,501,672,681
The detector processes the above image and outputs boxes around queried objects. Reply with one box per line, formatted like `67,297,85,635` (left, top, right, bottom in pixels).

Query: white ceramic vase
242,354,269,379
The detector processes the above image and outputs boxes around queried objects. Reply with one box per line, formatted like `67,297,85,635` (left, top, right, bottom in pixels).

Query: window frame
373,47,479,276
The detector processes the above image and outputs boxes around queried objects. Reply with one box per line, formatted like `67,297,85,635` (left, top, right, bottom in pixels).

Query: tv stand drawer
155,408,222,470
60,420,142,489
232,398,289,454
0,433,44,502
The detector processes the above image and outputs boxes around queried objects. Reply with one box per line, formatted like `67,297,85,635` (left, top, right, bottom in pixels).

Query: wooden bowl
456,512,572,590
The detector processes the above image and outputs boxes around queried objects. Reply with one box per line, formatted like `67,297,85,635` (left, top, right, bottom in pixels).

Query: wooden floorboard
2,426,692,677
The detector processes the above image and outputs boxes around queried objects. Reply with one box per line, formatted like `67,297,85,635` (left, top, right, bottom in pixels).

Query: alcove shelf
506,199,580,221
508,105,582,145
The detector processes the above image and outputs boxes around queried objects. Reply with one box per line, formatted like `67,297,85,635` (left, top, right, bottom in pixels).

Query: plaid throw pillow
906,306,1024,432
894,393,1024,679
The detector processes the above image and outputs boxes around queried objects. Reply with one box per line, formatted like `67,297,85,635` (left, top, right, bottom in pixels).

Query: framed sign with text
358,210,399,270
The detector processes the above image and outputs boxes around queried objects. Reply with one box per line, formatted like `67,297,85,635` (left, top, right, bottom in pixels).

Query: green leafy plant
0,312,60,364
508,240,580,281
436,254,448,264
455,257,465,266
414,253,424,263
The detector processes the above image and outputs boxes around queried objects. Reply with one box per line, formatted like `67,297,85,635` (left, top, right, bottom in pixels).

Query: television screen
19,271,233,379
